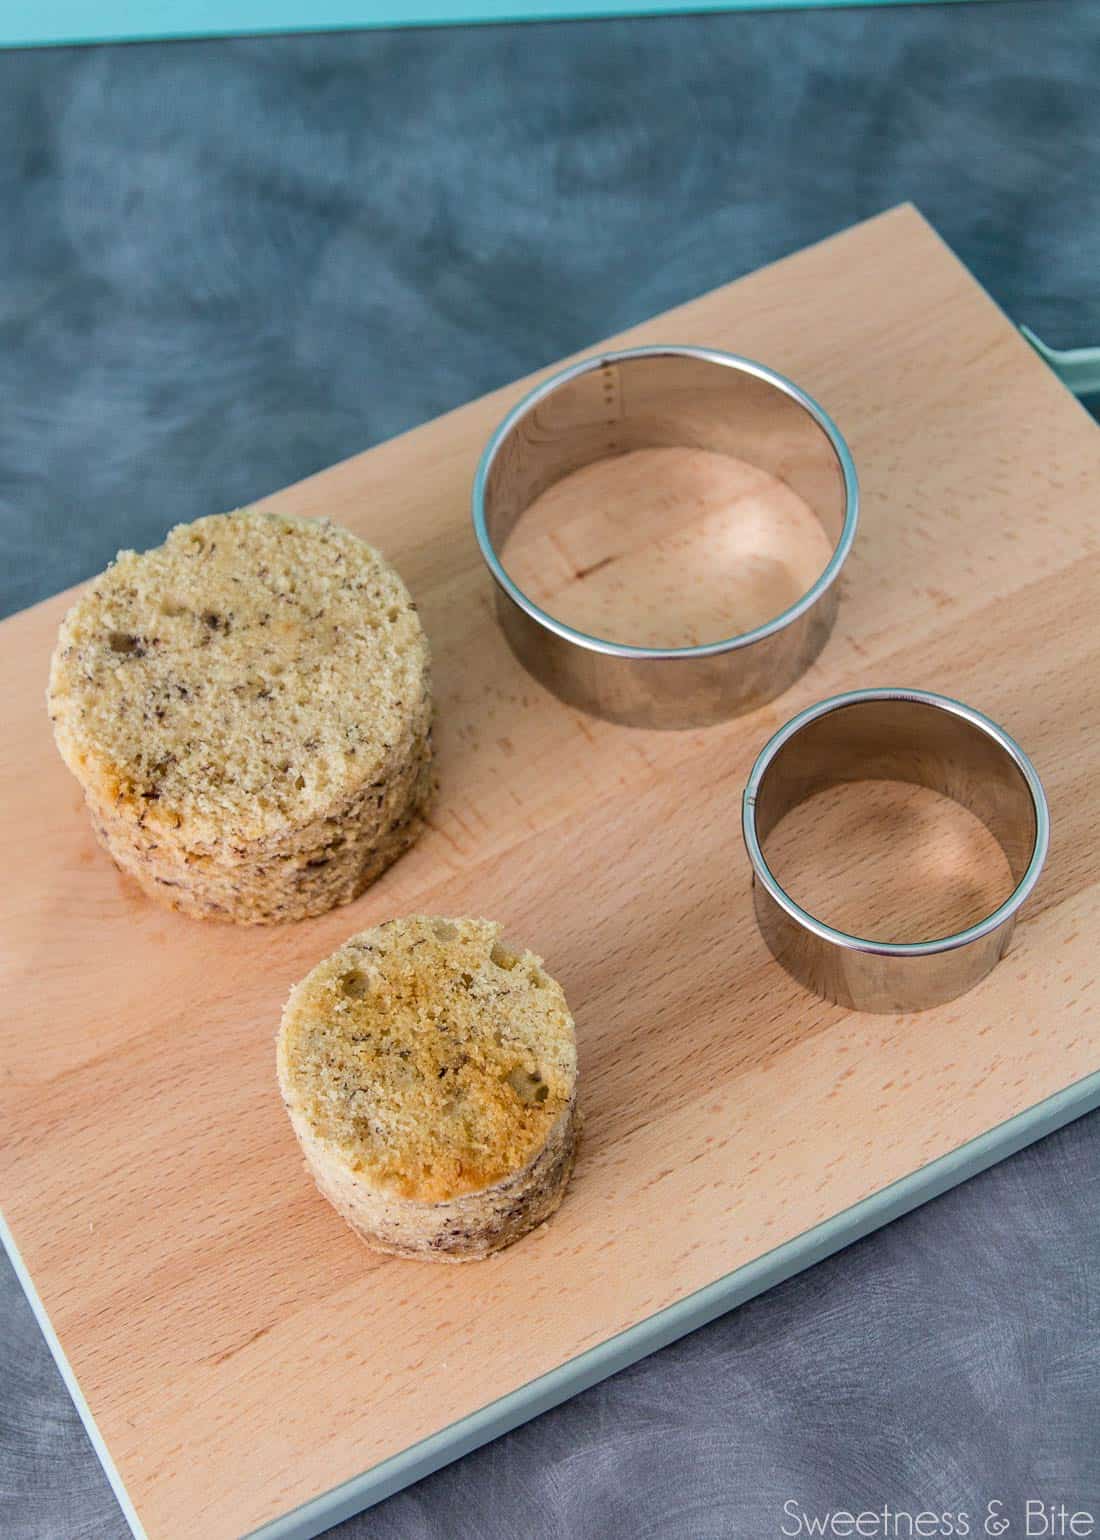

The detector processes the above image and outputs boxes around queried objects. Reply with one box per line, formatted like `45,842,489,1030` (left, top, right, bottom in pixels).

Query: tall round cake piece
47,509,433,923
277,916,579,1261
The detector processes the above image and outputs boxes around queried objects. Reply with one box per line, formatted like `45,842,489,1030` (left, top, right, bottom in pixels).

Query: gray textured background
2,4,1098,1537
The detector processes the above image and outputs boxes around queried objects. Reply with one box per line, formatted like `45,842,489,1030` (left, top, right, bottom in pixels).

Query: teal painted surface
1,9,1096,1532
0,0,1002,51
6,1067,1098,1540
248,1067,1100,1539
1021,326,1100,398
0,1215,150,1540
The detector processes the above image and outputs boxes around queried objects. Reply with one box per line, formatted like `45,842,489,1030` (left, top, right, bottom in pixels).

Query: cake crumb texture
278,916,578,1205
47,509,433,922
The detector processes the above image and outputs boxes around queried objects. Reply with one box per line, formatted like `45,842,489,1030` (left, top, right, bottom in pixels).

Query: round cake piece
47,509,433,923
277,916,579,1261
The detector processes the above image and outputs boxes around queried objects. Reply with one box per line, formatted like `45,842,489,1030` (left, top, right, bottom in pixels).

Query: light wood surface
2,206,1098,1540
503,445,834,647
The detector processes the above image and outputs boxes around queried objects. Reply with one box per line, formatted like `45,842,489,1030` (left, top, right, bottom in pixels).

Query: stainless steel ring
472,345,859,729
741,689,1050,1013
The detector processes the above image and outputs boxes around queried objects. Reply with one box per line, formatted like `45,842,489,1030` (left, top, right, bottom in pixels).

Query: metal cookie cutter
472,346,859,729
741,689,1050,1013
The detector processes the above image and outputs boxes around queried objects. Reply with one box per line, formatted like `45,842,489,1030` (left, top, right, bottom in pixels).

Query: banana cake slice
277,916,579,1261
47,509,433,923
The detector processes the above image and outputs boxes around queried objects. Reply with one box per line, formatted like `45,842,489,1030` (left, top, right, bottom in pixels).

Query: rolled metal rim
471,344,860,665
742,687,1051,961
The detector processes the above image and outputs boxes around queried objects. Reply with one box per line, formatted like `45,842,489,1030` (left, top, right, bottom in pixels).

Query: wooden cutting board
2,206,1099,1540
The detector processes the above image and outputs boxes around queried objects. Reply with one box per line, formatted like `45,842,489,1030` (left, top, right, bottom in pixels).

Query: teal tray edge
0,1211,152,1540
8,1068,1098,1540
0,0,1006,52
252,1070,1100,1539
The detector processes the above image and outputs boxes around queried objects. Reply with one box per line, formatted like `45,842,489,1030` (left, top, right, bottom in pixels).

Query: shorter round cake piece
47,509,433,923
277,916,579,1261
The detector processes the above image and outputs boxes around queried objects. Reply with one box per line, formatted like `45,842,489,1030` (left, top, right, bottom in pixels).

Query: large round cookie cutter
741,688,1050,1013
472,345,859,730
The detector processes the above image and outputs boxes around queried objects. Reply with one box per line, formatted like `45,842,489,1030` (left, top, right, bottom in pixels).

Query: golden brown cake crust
48,509,430,848
47,509,433,923
277,916,578,1206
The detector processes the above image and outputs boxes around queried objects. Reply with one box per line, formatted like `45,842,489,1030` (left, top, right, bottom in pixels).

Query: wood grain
1,206,1098,1540
502,445,833,648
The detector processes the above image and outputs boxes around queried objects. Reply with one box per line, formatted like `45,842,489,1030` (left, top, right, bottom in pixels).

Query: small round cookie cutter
472,345,859,729
741,688,1050,1013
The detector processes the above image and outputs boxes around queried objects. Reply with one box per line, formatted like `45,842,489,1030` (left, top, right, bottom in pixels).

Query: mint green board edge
1,0,1005,51
3,1066,1098,1540
0,1213,151,1540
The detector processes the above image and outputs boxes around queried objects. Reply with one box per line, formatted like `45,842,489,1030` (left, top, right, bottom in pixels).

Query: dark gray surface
2,5,1098,1538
